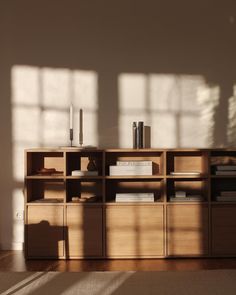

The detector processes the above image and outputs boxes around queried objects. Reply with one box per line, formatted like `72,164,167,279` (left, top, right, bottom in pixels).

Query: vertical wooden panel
27,205,64,258
106,205,164,257
167,205,208,256
212,205,236,255
66,206,103,257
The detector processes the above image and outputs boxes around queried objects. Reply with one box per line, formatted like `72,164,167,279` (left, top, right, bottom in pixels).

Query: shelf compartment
66,179,103,203
166,151,208,176
66,151,103,176
26,179,65,203
167,178,208,202
105,179,164,203
105,151,164,176
26,152,64,176
210,151,236,175
211,178,236,202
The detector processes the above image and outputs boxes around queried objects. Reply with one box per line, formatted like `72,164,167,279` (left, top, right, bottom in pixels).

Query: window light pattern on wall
118,73,220,148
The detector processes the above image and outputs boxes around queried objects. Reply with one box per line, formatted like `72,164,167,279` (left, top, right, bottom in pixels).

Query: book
170,195,204,202
116,160,152,166
170,171,201,176
71,170,98,176
215,171,236,176
116,193,154,202
221,191,236,197
216,165,236,171
109,165,153,176
216,196,236,202
175,191,186,198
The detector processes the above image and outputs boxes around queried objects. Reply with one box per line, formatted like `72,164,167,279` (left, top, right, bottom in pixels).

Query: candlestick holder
70,128,73,147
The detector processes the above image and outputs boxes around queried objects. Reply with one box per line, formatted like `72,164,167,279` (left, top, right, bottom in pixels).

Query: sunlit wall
118,73,221,148
11,65,98,249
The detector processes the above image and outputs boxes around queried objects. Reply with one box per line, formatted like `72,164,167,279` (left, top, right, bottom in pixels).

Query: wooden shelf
24,147,236,259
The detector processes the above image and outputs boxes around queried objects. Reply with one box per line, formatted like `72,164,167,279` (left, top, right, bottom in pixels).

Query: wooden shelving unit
24,148,236,259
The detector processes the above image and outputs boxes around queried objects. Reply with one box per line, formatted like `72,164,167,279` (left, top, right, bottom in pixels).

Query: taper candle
79,109,83,146
69,104,73,129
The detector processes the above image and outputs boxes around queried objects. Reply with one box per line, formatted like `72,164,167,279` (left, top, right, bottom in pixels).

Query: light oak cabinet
26,205,64,258
212,205,236,255
66,205,103,258
167,205,209,256
105,205,164,257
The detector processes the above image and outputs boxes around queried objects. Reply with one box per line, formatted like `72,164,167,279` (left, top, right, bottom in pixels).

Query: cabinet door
167,205,208,256
212,205,236,255
26,205,64,258
105,205,164,257
66,206,103,258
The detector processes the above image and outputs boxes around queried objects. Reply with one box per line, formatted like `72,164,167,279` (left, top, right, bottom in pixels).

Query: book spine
116,193,154,198
215,171,236,175
216,165,236,171
116,161,152,166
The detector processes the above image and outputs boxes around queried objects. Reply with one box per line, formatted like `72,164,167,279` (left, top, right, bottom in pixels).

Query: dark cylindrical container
132,122,138,149
138,121,144,148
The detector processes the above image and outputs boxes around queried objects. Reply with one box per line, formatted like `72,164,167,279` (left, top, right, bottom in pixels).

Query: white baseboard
0,242,23,251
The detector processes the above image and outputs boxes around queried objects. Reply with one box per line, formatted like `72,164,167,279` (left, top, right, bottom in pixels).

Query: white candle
79,109,83,145
69,104,73,129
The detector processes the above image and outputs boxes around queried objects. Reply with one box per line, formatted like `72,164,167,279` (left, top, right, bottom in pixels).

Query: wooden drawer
212,205,236,255
167,205,209,256
105,205,164,257
26,205,64,258
66,205,103,258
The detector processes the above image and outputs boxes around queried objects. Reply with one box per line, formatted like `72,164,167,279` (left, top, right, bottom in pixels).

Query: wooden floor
1,251,236,272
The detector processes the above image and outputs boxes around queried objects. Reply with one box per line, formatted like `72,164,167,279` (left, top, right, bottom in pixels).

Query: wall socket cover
16,211,24,220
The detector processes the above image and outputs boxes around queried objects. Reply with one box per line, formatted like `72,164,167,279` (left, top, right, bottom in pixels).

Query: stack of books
216,191,236,202
115,193,155,202
170,191,204,202
215,165,236,176
109,160,153,176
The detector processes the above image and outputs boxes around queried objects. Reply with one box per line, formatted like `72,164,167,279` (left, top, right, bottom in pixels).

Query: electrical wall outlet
16,211,24,221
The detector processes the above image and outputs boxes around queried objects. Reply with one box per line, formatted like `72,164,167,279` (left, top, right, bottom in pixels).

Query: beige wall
0,0,235,249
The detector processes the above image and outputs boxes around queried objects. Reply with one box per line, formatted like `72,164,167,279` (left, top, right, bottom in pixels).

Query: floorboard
1,251,236,272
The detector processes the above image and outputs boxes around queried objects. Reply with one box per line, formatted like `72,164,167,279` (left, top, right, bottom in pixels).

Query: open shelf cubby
66,179,103,203
66,151,103,176
166,150,208,177
26,152,64,176
105,178,164,203
26,179,65,203
210,150,236,175
105,150,164,176
167,178,208,202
